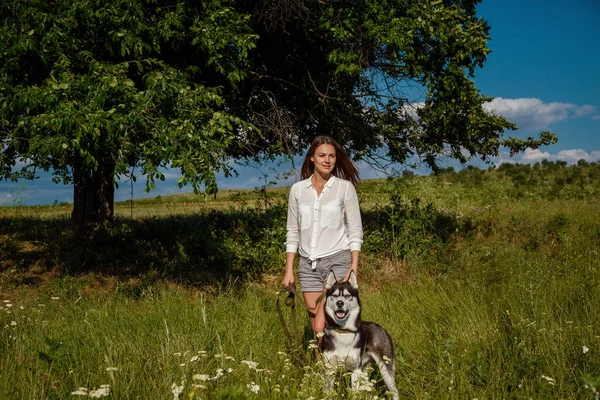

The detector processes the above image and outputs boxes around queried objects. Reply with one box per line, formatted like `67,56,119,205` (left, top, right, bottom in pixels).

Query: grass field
1,163,599,399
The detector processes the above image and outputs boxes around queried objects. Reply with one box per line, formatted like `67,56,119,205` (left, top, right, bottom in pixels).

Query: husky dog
320,271,399,400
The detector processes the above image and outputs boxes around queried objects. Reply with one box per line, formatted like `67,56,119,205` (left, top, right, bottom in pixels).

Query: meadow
1,161,599,399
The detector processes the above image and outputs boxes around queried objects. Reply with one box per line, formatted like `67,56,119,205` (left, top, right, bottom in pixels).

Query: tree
1,0,258,228
1,0,556,230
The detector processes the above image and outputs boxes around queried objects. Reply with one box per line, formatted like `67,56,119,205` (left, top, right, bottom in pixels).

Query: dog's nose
336,300,344,308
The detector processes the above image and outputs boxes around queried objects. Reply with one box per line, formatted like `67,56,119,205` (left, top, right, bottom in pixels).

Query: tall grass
1,163,600,398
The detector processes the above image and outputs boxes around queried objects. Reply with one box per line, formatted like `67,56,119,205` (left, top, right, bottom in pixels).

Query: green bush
362,179,472,261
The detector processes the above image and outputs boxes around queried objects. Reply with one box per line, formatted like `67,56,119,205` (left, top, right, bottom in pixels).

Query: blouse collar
305,174,336,188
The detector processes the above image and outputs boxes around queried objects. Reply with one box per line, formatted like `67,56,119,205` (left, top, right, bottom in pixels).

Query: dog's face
324,271,361,326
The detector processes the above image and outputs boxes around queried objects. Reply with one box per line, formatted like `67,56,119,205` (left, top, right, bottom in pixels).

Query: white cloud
401,97,597,131
555,149,595,163
520,148,552,162
0,193,14,205
484,97,597,130
500,148,600,165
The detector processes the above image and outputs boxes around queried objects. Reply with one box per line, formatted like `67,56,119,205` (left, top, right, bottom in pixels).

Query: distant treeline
413,159,599,199
434,159,599,182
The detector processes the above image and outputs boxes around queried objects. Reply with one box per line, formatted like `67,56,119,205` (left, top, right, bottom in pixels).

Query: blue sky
1,0,599,206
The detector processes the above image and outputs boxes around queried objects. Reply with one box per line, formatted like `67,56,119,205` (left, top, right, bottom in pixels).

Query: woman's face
311,143,336,177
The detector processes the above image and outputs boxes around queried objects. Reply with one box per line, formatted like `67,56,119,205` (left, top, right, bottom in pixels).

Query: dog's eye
344,294,352,300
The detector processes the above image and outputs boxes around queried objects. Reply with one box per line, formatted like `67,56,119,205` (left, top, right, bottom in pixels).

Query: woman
283,135,363,335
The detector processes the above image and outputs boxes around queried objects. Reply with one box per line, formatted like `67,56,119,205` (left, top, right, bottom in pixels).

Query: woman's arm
344,183,363,253
344,183,363,281
283,185,299,287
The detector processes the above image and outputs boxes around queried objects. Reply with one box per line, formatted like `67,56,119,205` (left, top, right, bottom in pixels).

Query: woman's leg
303,289,326,334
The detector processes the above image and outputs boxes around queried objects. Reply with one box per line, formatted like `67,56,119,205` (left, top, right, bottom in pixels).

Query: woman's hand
343,250,360,281
282,270,295,288
282,252,297,288
343,265,358,282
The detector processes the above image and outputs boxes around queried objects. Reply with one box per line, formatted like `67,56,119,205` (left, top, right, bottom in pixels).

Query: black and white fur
320,271,399,400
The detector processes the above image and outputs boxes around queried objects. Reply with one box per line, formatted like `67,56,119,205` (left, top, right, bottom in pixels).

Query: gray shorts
298,250,352,292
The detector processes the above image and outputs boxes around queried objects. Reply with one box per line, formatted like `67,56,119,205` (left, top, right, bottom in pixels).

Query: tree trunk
72,161,115,231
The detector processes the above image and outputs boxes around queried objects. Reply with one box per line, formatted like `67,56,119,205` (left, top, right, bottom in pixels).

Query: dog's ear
348,270,358,289
325,271,337,289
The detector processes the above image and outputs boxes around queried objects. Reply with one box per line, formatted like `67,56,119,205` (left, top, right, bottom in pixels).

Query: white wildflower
541,375,556,385
241,360,259,370
247,382,260,393
213,368,225,379
190,356,199,362
358,383,374,392
316,332,325,338
227,368,234,373
193,385,207,390
5,303,12,308
382,355,391,365
50,297,59,300
89,384,111,398
71,388,88,396
173,352,182,357
583,345,590,354
178,363,186,367
225,356,236,361
171,382,184,400
192,374,211,382
10,321,16,326
355,371,374,392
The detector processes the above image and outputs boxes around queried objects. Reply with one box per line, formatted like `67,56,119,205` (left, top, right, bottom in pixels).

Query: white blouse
285,175,363,261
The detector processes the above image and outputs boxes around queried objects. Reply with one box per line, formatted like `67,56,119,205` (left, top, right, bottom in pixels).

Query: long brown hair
300,136,359,186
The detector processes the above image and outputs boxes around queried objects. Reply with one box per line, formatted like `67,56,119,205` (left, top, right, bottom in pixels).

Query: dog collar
326,326,357,334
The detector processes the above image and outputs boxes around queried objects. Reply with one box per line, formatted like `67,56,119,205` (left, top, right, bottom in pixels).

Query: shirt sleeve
285,184,299,253
344,183,363,251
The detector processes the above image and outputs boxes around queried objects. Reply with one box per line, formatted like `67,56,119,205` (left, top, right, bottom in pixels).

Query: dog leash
276,283,306,365
276,283,327,365
282,283,326,313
